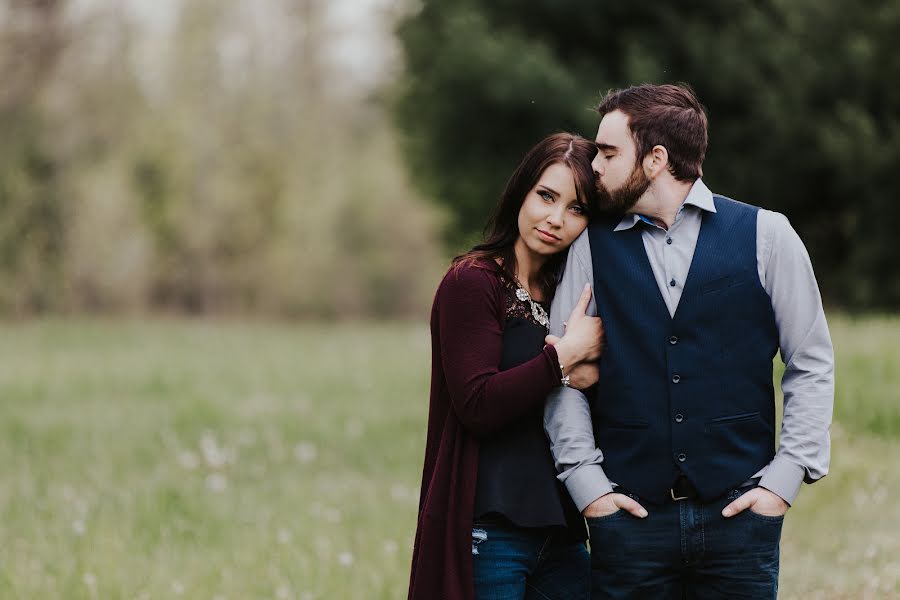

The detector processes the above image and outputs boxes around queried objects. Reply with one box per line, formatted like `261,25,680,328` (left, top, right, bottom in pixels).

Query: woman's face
516,162,588,259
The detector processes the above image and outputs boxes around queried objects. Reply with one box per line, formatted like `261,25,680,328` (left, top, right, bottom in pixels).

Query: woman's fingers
568,283,593,322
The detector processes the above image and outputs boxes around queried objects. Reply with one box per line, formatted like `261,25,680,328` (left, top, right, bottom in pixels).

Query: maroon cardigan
408,260,563,600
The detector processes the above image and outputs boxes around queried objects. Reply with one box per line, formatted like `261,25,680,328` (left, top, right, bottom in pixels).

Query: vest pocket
707,411,760,427
605,418,649,430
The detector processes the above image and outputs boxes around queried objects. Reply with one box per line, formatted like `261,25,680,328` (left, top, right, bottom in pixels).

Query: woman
408,133,603,600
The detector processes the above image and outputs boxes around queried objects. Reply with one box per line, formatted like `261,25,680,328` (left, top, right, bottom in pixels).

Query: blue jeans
587,485,782,599
471,520,590,600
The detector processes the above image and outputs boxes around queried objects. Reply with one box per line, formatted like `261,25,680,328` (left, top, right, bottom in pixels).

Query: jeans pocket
585,508,626,523
746,509,785,524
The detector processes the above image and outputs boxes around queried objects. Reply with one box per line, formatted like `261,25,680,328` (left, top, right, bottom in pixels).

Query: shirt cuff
562,463,615,513
758,454,806,505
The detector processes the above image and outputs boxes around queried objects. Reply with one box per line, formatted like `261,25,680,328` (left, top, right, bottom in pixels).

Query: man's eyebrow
537,184,560,197
595,143,618,152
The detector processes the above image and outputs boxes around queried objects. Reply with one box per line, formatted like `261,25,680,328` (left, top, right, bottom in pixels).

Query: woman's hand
551,284,605,368
566,361,599,390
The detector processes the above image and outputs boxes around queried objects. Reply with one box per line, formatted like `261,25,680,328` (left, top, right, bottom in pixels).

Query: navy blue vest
588,196,779,504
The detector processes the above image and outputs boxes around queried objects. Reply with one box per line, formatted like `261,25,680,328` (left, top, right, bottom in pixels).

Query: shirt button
669,336,679,345
677,453,687,462
672,374,681,384
675,414,684,423
666,237,673,245
669,278,676,287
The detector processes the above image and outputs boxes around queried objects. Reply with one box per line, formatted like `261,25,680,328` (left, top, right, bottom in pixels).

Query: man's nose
591,154,603,175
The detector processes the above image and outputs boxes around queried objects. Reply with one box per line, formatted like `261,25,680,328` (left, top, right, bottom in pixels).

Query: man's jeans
587,485,782,600
472,520,590,600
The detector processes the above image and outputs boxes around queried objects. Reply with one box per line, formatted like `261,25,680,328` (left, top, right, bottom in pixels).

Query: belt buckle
670,488,689,501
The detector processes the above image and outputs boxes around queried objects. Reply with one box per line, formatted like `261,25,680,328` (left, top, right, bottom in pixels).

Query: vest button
669,278,676,287
666,237,673,245
677,453,687,462
669,336,679,345
675,414,684,423
672,374,681,384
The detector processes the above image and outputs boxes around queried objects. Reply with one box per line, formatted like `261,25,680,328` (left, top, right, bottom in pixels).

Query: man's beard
595,163,651,215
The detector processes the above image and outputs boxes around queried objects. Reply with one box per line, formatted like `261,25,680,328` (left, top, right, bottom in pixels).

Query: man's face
591,110,651,214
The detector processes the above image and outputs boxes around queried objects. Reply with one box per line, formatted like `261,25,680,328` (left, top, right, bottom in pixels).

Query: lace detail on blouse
497,270,550,330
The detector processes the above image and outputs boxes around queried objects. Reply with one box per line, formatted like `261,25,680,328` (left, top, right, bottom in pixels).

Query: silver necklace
513,279,549,329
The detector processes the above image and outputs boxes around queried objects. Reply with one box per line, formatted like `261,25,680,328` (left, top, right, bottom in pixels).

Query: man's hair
596,83,708,181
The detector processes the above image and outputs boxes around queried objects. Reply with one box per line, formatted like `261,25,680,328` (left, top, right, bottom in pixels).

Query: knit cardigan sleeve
435,263,563,437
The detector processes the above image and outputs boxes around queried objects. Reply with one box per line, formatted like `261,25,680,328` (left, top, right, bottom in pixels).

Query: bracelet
559,363,570,387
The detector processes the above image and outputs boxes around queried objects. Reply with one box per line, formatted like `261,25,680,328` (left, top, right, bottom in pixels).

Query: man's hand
582,492,648,519
721,487,789,518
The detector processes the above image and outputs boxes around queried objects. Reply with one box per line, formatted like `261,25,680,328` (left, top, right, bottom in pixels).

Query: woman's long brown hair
452,132,598,302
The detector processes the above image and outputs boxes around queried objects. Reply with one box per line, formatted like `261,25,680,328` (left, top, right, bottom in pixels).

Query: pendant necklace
513,278,549,329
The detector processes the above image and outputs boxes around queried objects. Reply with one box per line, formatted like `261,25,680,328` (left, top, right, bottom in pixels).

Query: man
544,83,834,599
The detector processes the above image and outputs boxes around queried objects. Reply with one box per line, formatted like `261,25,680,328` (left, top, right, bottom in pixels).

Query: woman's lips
536,228,561,243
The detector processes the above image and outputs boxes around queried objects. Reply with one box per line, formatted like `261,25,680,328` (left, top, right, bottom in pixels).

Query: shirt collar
613,178,716,231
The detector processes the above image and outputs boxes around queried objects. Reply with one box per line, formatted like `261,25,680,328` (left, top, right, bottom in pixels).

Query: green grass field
1,316,898,599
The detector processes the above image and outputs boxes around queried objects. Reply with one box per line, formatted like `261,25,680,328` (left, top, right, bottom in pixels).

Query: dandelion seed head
172,580,185,595
72,519,86,536
83,572,97,588
337,551,354,567
206,473,228,492
383,539,398,555
293,442,317,464
276,584,291,599
277,528,292,544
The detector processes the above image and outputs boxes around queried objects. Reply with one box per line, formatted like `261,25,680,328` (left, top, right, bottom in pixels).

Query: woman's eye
570,205,586,215
539,191,553,202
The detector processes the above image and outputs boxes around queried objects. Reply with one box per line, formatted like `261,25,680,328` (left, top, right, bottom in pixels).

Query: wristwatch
560,364,570,387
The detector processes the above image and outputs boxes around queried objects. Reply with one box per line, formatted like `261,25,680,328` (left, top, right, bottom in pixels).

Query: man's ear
643,145,669,178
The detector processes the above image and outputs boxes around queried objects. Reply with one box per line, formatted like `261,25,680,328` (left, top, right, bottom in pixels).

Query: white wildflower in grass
201,431,229,468
177,450,199,470
72,519,86,536
275,584,291,599
344,419,364,439
277,528,292,544
83,572,97,588
206,473,228,493
293,441,317,464
390,483,412,503
337,551,354,567
172,580,185,595
383,539,398,555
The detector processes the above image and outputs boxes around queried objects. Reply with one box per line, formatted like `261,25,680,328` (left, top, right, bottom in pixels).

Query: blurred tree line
394,0,900,310
0,0,443,318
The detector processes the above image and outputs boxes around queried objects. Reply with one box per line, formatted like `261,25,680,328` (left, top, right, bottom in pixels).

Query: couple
408,84,834,600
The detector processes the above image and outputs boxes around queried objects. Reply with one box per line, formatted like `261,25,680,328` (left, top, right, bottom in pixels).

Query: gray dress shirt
544,178,834,511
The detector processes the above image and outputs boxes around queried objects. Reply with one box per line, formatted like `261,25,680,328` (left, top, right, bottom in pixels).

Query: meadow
0,316,898,599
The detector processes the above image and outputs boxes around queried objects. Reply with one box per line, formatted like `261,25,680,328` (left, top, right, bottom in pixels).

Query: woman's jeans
472,519,590,600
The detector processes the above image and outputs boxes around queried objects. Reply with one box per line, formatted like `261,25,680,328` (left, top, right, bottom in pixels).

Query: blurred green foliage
0,0,444,318
394,0,900,309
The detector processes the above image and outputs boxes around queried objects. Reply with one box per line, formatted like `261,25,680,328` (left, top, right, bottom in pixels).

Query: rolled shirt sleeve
756,210,834,504
543,232,614,512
